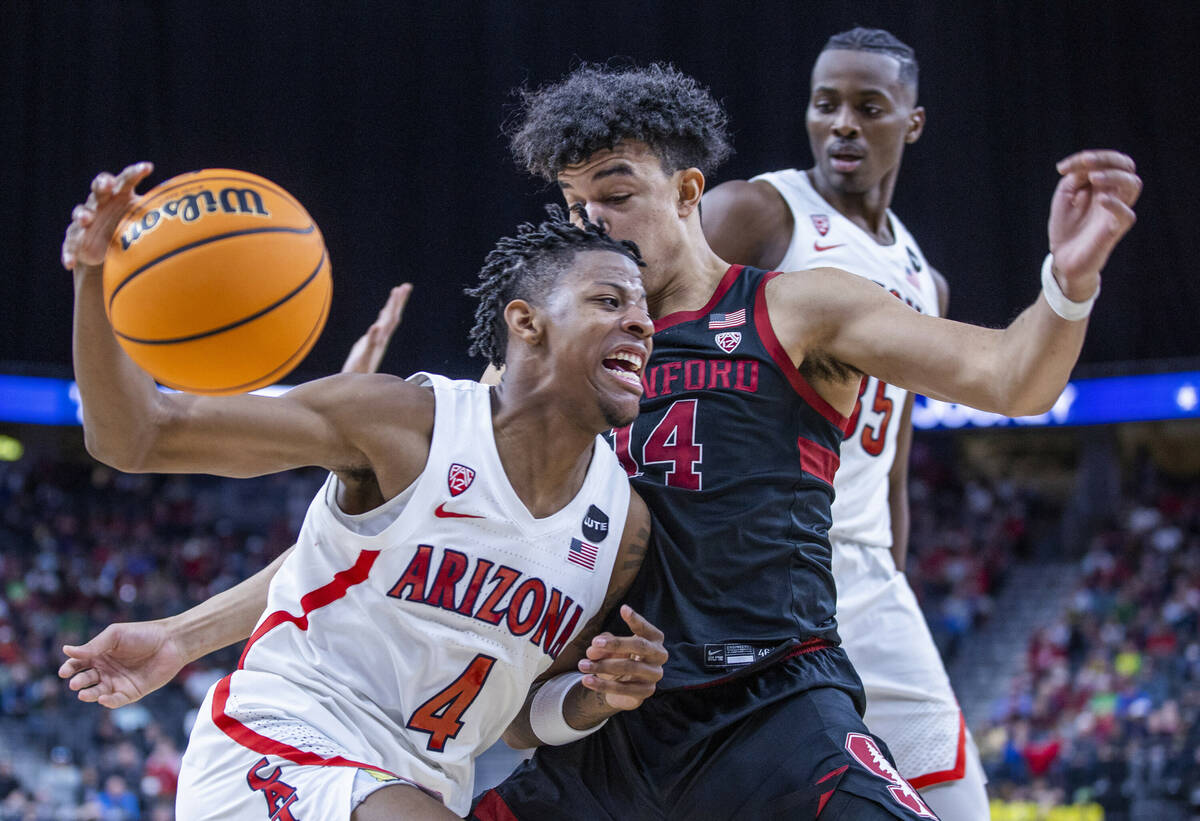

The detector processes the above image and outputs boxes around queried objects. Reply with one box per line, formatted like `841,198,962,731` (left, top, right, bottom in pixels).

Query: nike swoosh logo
813,241,846,252
434,503,484,519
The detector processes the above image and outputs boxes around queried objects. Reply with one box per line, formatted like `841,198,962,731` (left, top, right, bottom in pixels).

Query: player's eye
605,194,632,205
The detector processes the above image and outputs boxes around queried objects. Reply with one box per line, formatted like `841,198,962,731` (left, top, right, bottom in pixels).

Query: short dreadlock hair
822,28,919,93
508,63,733,182
466,206,644,368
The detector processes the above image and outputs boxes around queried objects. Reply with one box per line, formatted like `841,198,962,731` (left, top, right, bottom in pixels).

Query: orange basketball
103,169,332,395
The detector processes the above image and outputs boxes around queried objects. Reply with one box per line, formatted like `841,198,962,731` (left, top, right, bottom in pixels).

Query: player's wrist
529,673,609,745
1041,253,1099,320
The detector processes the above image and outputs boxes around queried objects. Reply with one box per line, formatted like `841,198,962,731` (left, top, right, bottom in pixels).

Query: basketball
102,169,332,395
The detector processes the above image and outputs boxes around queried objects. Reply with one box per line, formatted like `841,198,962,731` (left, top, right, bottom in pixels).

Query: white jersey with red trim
200,373,629,816
751,168,941,548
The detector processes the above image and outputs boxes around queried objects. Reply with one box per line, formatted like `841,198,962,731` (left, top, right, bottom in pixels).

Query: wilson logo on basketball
447,463,476,497
120,186,271,250
844,733,937,818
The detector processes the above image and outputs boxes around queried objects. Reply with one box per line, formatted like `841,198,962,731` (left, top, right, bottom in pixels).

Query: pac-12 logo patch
447,463,476,497
582,504,609,542
715,331,741,354
811,214,831,236
844,733,937,818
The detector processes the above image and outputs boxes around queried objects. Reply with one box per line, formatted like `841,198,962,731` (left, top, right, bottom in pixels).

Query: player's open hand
1048,150,1141,300
61,162,154,271
578,605,667,711
340,284,413,374
58,619,187,709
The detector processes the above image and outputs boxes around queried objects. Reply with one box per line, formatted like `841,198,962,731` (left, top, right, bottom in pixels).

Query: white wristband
1041,253,1099,321
529,672,608,746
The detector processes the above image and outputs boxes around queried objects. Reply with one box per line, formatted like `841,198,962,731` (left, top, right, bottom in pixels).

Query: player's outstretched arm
502,494,665,749
771,151,1141,417
58,545,294,708
62,164,431,484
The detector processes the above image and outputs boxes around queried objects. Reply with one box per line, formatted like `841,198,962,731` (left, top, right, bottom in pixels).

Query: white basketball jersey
752,169,940,548
214,373,629,815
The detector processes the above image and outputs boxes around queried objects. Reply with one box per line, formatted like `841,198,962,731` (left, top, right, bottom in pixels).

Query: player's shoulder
296,372,435,432
702,179,793,269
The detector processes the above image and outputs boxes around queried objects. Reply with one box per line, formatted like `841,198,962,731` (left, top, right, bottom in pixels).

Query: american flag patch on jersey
567,538,598,570
708,308,746,329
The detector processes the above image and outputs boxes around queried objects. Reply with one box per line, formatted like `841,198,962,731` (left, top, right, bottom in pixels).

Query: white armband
1041,253,1099,321
529,672,608,746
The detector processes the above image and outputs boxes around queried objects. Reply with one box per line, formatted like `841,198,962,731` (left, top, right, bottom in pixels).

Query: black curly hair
822,28,918,92
507,63,733,182
465,206,644,368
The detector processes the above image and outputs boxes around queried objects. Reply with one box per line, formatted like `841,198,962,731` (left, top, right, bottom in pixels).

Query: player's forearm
73,265,171,470
164,546,293,663
989,297,1089,416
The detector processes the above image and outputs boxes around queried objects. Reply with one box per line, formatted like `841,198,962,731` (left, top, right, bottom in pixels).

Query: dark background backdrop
4,0,1197,383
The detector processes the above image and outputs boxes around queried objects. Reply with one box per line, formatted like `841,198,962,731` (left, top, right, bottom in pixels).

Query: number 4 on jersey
611,399,705,489
407,654,496,752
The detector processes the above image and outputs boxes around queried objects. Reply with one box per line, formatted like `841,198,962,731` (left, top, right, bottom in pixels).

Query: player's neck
488,380,597,519
806,167,897,245
646,219,733,319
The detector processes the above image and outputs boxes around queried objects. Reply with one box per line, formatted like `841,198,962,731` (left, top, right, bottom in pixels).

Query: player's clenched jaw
806,49,925,198
536,251,653,430
557,143,695,303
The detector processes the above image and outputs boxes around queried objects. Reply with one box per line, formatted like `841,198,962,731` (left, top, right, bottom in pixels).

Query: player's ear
905,106,926,145
504,299,543,348
676,168,706,217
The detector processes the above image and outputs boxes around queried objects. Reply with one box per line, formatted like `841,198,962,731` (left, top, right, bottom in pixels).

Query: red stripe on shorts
907,710,968,789
471,789,521,821
215,549,396,775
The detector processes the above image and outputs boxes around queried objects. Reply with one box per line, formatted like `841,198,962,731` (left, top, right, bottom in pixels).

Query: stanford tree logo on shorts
447,463,476,497
844,733,936,818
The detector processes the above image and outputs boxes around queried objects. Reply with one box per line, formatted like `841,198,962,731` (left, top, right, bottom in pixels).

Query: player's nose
622,306,654,340
831,107,858,136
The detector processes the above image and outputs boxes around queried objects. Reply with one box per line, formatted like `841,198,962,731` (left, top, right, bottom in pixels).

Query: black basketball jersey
606,265,859,690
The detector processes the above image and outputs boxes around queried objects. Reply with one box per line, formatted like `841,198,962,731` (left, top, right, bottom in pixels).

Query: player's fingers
71,205,95,225
585,634,666,664
58,655,88,678
114,161,154,193
580,673,657,705
1087,170,1143,206
619,604,665,644
382,284,412,323
68,668,102,692
1097,194,1138,233
579,655,663,682
91,172,116,197
97,691,132,709
1056,150,1135,176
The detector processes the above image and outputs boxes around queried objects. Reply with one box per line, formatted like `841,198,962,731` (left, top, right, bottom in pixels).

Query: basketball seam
114,246,327,345
156,264,331,394
107,223,318,309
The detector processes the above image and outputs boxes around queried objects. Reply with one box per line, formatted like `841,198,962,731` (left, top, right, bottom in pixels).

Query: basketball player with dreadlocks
61,165,667,821
701,29,986,817
465,65,1139,819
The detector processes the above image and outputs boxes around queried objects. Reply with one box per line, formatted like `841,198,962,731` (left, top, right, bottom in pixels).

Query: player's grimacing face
543,251,652,429
557,144,681,294
806,49,923,194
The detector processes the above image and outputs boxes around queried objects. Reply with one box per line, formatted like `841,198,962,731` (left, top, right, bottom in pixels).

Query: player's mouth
829,144,865,173
601,347,645,394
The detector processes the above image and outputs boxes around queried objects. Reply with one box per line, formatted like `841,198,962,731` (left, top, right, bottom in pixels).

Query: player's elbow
82,398,175,473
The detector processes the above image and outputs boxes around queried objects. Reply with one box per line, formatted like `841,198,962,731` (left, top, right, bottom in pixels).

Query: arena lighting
0,372,1197,430
0,435,23,461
